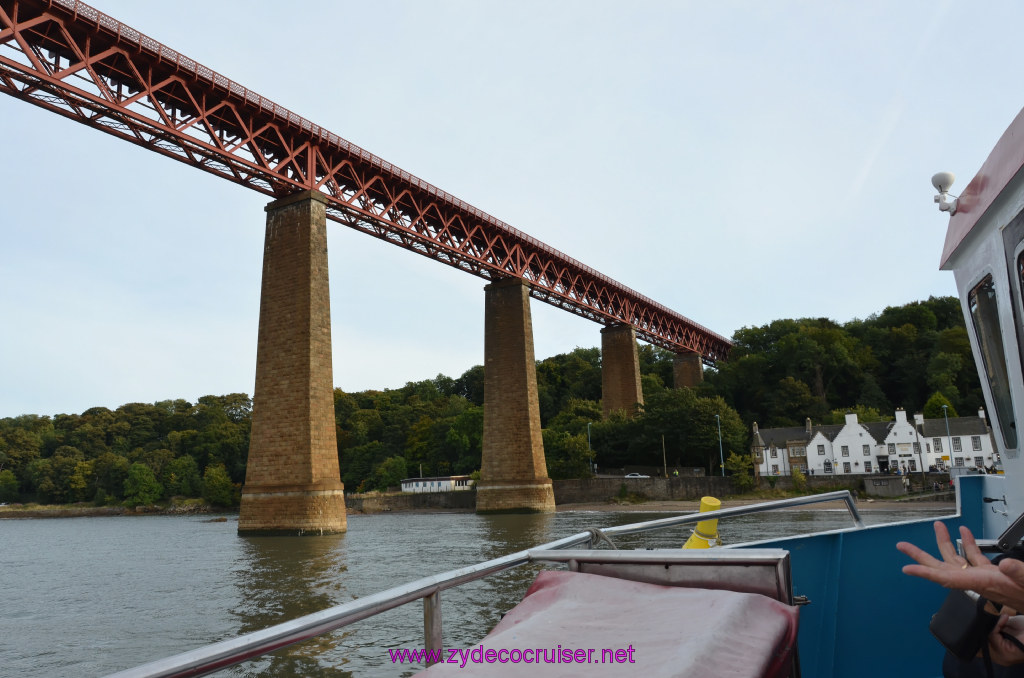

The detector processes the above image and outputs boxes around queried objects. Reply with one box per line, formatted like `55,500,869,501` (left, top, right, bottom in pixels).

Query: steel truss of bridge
0,0,730,361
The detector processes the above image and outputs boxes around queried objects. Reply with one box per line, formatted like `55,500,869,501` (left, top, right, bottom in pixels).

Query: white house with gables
752,408,997,477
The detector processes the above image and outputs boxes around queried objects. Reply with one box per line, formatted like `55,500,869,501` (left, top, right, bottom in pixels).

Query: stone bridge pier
238,191,347,535
673,351,704,388
601,324,643,417
476,278,555,513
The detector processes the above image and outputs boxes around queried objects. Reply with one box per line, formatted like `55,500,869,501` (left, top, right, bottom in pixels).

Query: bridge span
0,0,731,531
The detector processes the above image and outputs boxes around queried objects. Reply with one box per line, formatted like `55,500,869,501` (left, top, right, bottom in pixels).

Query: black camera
929,510,1024,661
930,589,1000,661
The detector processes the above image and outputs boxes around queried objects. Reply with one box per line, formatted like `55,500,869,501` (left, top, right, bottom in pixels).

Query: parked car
624,473,649,478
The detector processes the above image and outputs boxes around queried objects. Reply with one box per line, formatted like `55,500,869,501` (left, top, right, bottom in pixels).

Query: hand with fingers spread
896,522,1024,611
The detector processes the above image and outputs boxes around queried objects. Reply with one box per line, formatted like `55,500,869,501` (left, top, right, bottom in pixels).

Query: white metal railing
102,491,862,678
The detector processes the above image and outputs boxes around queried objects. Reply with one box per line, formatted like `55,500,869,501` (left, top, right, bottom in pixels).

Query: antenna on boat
932,172,959,215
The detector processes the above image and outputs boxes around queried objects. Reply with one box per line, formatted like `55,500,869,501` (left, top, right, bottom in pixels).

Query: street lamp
715,414,725,477
942,404,953,473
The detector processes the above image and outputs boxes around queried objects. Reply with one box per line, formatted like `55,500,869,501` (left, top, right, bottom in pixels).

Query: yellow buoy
683,496,721,549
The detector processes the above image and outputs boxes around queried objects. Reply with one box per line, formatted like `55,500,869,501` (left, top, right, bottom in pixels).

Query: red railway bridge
0,0,731,531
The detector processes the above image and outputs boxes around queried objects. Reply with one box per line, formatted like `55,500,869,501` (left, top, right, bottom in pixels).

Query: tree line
0,296,979,506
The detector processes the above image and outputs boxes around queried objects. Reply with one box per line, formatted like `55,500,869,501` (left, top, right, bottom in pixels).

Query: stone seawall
553,477,735,503
345,491,476,513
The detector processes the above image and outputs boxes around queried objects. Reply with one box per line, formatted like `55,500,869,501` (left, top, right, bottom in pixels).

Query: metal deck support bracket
423,590,442,664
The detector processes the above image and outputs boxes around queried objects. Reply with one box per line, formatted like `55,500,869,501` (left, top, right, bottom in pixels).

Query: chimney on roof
844,412,858,426
752,421,759,435
914,413,924,427
806,417,812,437
979,407,986,420
895,408,908,424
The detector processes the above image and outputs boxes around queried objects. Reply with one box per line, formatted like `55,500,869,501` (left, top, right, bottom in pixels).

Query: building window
794,464,807,473
913,442,921,454
817,444,825,456
934,438,943,453
841,445,850,457
863,445,870,456
953,437,962,453
972,436,982,451
771,464,779,474
770,448,778,458
955,457,964,467
823,460,833,474
975,456,984,468
864,461,873,473
792,446,806,457
888,443,896,454
909,459,917,472
843,462,852,473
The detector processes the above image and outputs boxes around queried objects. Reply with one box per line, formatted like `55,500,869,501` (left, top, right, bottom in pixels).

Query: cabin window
841,445,849,457
863,445,870,456
887,443,896,454
934,438,943,453
864,461,872,472
975,456,985,468
771,464,779,474
817,444,825,456
953,437,962,453
823,460,833,474
955,457,964,467
970,275,1018,449
972,436,982,451
843,462,851,473
913,442,921,454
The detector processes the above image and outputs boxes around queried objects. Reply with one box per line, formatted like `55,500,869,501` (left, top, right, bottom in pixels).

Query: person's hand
989,614,1024,666
896,522,1024,610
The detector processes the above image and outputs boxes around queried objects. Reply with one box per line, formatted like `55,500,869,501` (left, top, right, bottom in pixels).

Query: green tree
0,468,19,502
165,455,202,497
202,463,236,507
923,392,958,419
92,452,130,500
724,452,755,492
371,456,408,491
791,466,807,492
123,462,163,507
542,430,593,479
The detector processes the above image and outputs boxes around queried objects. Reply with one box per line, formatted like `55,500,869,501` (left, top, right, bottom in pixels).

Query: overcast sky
3,0,1023,418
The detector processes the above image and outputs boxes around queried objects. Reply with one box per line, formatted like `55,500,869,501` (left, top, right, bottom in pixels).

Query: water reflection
231,533,352,677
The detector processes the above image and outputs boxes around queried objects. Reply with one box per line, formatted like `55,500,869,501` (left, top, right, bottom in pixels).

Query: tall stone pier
238,191,347,535
673,351,704,388
477,278,555,513
601,324,643,417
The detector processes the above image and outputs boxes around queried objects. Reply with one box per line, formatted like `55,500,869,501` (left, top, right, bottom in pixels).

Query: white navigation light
932,171,959,215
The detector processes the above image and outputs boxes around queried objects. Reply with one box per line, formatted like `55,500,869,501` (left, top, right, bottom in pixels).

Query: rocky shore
0,501,217,519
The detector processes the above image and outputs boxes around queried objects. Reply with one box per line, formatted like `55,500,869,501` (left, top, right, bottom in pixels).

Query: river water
0,506,950,678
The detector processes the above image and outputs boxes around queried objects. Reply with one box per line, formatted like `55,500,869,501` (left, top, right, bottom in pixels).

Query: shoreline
0,495,955,520
556,497,955,513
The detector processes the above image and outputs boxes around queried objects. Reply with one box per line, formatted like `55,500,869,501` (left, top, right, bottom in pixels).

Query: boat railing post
424,589,442,663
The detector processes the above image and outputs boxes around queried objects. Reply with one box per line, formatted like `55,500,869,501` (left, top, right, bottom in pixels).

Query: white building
752,408,997,477
400,475,474,493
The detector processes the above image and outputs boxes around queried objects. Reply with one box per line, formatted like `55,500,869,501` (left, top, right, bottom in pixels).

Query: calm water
0,507,950,678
